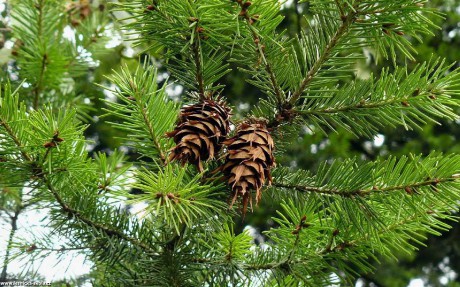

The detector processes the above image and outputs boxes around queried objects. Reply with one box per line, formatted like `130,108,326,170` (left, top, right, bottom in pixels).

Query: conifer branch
43,179,156,255
273,178,454,197
0,209,20,281
239,207,441,272
23,245,91,253
40,142,157,255
33,0,46,110
124,2,230,94
292,59,460,136
296,97,411,114
322,208,437,258
234,0,284,106
1,118,157,258
290,6,357,105
192,37,206,98
0,121,32,162
103,64,179,162
140,106,167,164
187,2,206,98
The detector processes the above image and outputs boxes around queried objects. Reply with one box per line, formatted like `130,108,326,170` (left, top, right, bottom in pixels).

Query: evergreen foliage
103,63,180,162
1,0,460,286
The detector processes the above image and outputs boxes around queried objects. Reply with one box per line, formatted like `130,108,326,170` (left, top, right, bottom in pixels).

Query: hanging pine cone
166,98,231,171
221,120,275,214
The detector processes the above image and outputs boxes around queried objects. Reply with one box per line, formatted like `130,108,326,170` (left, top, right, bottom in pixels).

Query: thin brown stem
288,215,308,261
234,0,284,106
24,245,90,253
44,179,157,254
0,209,20,281
1,118,157,257
229,209,436,272
141,107,167,164
289,9,358,105
33,0,46,110
186,0,206,98
295,91,430,115
273,178,453,197
192,37,205,98
334,0,345,17
0,121,32,162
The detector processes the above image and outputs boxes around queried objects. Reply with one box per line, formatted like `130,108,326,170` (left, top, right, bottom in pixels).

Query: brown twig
33,0,46,110
23,245,90,253
289,215,309,260
192,38,205,98
44,180,156,254
273,178,452,197
141,107,167,164
0,209,20,281
289,4,359,105
1,120,158,257
190,19,206,98
234,0,284,106
0,121,32,162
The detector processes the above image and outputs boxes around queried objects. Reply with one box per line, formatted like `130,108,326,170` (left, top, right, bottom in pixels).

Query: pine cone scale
167,99,231,171
222,121,275,214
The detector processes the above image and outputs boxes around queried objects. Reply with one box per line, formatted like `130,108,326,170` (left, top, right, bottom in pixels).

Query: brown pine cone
167,99,231,171
221,121,275,214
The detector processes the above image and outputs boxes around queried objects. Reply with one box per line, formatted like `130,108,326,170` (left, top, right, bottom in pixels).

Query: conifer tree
1,0,460,286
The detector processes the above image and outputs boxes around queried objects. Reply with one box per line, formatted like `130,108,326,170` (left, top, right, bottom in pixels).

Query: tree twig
0,121,32,162
140,106,167,164
229,209,435,272
288,215,308,261
23,245,91,253
1,209,20,281
289,6,358,105
33,0,46,110
294,92,427,115
273,178,453,197
191,25,206,98
192,38,205,97
234,0,285,106
44,178,157,255
1,119,158,257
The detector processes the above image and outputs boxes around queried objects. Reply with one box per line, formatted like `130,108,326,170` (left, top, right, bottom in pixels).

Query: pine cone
221,121,275,214
167,99,231,171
